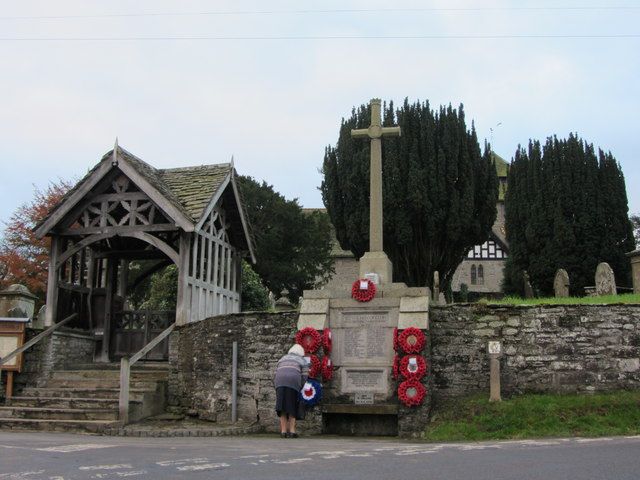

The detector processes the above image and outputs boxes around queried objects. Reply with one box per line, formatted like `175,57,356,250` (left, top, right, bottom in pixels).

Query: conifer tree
504,134,635,296
321,99,498,291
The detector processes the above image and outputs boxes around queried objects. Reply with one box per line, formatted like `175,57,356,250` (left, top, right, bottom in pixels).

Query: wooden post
119,356,130,425
45,236,61,327
5,371,14,399
176,232,191,325
488,341,502,402
101,258,117,362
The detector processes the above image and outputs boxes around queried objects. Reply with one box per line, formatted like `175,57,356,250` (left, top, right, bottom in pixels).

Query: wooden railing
0,313,77,367
118,322,176,425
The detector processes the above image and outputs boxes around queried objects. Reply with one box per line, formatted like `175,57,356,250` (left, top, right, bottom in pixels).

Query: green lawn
424,391,640,441
481,293,640,306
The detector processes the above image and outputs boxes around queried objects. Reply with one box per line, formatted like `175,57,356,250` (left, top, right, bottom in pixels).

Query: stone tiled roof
159,164,231,221
36,147,233,233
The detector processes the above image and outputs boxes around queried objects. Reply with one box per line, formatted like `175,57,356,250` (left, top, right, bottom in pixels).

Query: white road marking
156,458,209,466
39,444,118,453
235,454,271,459
79,465,132,471
115,472,147,477
176,463,230,471
273,458,312,464
0,471,45,479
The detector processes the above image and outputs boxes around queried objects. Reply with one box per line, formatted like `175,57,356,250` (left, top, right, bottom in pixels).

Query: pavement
1,432,640,479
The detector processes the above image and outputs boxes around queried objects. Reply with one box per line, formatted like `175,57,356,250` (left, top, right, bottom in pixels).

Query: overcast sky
1,0,639,227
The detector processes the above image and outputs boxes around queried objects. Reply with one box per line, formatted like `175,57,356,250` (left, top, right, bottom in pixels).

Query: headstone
628,250,640,294
433,271,440,303
553,269,570,297
487,341,502,402
595,262,617,296
523,271,534,299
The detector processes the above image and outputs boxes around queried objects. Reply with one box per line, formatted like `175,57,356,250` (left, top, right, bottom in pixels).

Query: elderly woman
274,344,309,438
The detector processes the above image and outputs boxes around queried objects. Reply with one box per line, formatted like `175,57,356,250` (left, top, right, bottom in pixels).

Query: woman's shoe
280,432,288,438
289,433,299,438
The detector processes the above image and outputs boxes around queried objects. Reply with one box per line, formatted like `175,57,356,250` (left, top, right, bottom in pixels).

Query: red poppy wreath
321,355,333,382
351,278,376,302
296,327,322,354
322,328,332,355
399,354,427,380
398,379,426,407
308,354,321,379
397,327,426,354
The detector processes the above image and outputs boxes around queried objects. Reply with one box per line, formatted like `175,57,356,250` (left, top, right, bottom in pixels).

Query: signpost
488,340,502,402
0,318,28,398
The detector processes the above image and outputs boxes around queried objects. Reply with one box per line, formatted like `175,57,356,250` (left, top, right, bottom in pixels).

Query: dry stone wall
430,304,640,398
168,311,322,434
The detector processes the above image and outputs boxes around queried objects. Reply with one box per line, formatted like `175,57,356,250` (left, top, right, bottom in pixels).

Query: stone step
19,387,152,401
7,396,138,410
0,417,119,433
71,362,169,371
44,379,159,389
50,369,169,381
0,406,118,421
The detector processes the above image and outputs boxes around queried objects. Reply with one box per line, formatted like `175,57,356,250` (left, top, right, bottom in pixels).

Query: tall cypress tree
321,99,498,291
504,134,635,296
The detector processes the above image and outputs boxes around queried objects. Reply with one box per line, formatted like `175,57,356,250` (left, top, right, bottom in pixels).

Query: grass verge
481,293,640,306
424,391,640,441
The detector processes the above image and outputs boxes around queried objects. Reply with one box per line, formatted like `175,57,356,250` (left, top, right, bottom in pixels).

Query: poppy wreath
398,379,426,407
393,327,399,352
296,327,322,354
322,328,332,355
392,354,401,380
308,354,321,379
397,327,426,354
321,355,333,382
399,354,427,380
300,379,323,407
351,278,376,302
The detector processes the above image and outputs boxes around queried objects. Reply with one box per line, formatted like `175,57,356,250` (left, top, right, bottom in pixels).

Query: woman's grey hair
288,344,305,356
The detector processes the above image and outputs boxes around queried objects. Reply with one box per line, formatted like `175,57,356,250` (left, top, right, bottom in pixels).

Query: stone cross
553,269,570,297
595,262,617,296
351,99,401,253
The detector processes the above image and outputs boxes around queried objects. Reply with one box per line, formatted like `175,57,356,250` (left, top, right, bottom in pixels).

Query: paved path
1,432,639,479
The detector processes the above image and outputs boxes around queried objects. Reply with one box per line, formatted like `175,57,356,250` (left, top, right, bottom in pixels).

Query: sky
1,0,639,227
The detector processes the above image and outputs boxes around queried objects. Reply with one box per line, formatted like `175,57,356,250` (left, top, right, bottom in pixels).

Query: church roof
492,152,509,178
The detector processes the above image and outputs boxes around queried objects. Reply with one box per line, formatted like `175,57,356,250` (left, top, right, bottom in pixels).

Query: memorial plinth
298,282,430,436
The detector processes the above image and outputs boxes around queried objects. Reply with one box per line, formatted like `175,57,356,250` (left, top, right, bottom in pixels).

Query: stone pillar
628,250,640,294
0,284,37,320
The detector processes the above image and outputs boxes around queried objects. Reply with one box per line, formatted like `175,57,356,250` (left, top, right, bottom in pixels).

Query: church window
471,265,477,285
477,265,484,285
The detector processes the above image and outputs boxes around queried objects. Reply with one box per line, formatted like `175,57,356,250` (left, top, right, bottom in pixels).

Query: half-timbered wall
185,203,241,323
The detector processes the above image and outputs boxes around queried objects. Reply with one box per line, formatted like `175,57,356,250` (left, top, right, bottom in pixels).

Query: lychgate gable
34,144,255,362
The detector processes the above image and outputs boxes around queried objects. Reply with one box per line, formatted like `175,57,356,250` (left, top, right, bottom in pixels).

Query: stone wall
8,328,95,395
168,311,322,434
430,304,640,399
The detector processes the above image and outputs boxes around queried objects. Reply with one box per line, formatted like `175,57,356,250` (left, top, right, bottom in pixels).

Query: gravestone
298,99,430,437
628,250,640,294
595,262,617,296
553,269,570,297
433,271,440,304
523,271,534,299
